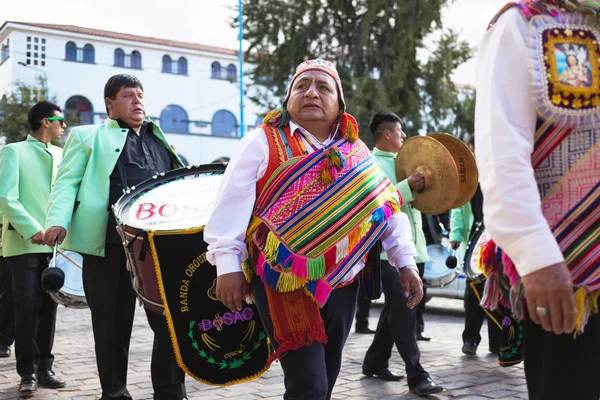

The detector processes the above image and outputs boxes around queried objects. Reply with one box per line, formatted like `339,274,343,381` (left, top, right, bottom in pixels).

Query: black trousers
6,253,56,376
83,244,186,400
524,307,600,400
0,256,15,346
462,281,501,350
144,308,186,400
355,286,372,330
415,263,426,334
363,261,429,388
252,276,358,400
83,244,137,399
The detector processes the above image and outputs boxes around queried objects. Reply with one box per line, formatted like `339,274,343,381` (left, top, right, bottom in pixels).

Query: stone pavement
0,297,527,400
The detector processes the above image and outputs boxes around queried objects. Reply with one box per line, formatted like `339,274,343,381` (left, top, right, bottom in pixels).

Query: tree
0,78,56,144
238,0,474,144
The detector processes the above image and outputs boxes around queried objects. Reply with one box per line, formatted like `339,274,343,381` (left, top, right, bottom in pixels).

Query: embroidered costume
480,0,600,334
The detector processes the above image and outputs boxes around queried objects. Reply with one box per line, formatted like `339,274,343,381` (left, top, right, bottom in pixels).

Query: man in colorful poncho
205,59,422,399
475,1,600,399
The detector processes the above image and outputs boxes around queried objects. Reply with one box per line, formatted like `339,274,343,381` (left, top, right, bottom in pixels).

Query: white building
0,21,264,164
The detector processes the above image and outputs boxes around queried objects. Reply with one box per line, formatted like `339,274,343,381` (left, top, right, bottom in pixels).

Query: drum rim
113,163,226,227
463,221,487,282
423,244,457,287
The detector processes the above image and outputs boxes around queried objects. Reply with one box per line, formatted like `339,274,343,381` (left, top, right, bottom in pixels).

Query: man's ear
105,97,113,112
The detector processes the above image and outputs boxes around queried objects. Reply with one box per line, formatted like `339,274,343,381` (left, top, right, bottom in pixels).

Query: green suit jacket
372,147,429,263
46,118,182,257
450,202,474,247
0,135,62,257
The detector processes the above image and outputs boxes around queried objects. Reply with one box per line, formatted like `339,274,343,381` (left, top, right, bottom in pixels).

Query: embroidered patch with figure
531,13,600,126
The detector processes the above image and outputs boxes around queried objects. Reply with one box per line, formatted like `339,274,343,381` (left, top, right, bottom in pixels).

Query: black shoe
0,344,10,358
489,347,500,355
18,375,37,397
409,378,443,396
416,333,431,341
462,342,478,356
37,370,66,388
362,367,404,381
355,326,375,334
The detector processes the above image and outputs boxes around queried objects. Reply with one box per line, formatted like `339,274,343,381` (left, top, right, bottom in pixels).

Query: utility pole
238,0,245,137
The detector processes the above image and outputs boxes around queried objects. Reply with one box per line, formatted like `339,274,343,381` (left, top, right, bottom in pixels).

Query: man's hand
521,262,576,335
407,172,425,194
450,240,461,250
216,272,249,312
30,230,46,245
399,267,423,309
44,226,67,247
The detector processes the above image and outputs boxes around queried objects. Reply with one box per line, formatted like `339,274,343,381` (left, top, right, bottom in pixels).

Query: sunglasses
40,116,65,124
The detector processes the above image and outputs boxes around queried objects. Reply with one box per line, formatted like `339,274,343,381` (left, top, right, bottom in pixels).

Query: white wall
0,24,265,164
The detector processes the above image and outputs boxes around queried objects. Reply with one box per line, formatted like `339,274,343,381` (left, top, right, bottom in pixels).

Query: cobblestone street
0,297,527,400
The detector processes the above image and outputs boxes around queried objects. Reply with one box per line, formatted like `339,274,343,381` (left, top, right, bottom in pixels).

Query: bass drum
423,244,457,288
463,222,491,283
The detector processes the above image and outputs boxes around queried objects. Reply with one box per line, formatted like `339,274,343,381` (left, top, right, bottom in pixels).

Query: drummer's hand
44,226,67,246
30,230,46,245
399,267,423,309
216,272,249,312
521,262,576,335
407,173,425,194
450,240,461,250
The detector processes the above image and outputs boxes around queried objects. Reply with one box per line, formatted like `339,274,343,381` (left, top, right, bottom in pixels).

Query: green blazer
450,202,474,246
46,118,182,257
0,135,62,257
372,147,429,263
0,210,4,257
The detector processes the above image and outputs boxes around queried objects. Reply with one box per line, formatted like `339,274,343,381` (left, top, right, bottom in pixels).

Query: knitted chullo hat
283,59,346,111
263,59,358,144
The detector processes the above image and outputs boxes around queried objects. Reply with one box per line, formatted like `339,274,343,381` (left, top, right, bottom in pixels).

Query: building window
26,36,46,67
159,105,189,133
162,55,188,75
162,55,172,73
211,62,221,79
67,42,95,63
211,110,238,137
226,64,237,81
114,48,125,67
83,44,95,63
1,39,9,65
131,51,142,69
115,49,142,69
177,57,187,75
65,95,94,126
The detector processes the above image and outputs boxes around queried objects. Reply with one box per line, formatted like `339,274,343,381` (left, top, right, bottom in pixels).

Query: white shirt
205,121,418,279
475,8,565,276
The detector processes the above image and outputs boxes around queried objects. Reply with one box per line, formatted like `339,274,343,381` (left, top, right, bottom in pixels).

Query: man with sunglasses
0,101,66,397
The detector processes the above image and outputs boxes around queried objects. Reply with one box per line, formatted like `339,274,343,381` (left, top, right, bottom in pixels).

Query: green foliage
238,0,476,143
0,78,56,144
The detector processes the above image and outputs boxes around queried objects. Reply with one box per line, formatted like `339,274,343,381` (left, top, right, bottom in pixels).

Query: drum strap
126,231,149,261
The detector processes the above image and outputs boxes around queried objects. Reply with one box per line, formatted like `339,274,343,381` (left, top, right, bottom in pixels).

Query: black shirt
106,120,174,244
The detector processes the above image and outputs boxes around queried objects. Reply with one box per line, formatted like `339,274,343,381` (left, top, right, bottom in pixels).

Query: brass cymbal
395,136,459,215
428,133,478,209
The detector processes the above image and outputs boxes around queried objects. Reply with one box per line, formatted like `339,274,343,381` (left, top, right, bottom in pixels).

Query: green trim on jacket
0,135,62,257
46,118,182,257
372,147,429,263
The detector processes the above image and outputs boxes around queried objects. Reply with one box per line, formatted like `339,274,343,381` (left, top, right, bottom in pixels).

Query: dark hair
369,112,403,143
211,157,230,164
28,101,62,132
104,74,144,113
466,134,475,148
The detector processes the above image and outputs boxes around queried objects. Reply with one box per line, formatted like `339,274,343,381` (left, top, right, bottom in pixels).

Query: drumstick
57,249,83,270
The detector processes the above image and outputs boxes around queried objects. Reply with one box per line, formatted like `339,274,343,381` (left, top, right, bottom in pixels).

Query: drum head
464,223,492,283
50,251,87,309
423,244,457,288
113,164,225,231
